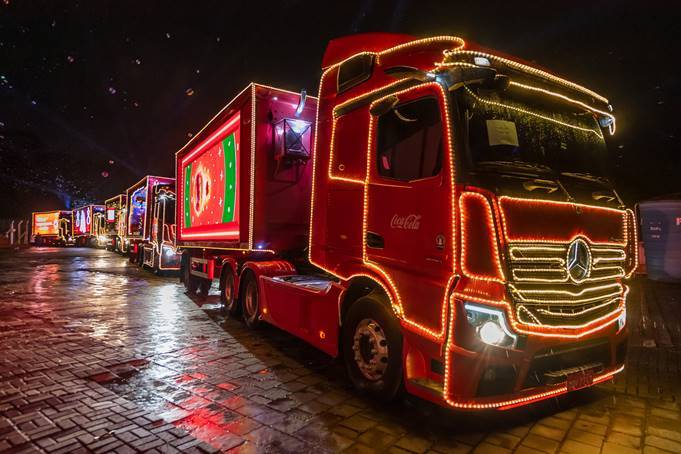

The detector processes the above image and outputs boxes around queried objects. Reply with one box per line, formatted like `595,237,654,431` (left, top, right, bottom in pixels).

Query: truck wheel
198,279,212,298
342,293,403,401
241,273,260,329
220,270,239,316
183,260,199,293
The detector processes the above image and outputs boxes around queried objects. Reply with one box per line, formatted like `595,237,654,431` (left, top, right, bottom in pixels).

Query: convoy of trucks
27,33,637,411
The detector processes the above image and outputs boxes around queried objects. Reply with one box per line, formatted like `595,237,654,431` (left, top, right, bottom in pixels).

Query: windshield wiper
559,172,610,185
477,160,552,174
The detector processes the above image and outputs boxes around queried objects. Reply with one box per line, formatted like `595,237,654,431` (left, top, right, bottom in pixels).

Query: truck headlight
98,235,107,243
464,303,517,349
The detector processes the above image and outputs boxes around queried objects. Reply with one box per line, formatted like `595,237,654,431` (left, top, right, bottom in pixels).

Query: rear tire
198,278,212,298
241,272,260,329
183,257,199,293
220,269,239,316
342,292,403,401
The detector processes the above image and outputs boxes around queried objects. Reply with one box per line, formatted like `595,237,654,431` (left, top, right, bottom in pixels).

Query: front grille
507,243,625,327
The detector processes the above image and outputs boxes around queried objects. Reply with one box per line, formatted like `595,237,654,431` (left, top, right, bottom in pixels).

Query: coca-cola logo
390,214,421,230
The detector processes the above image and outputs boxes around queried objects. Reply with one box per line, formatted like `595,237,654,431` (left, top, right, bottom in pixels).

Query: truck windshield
456,84,609,178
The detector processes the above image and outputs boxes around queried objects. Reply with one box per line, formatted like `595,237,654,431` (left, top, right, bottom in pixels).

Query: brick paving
0,248,680,453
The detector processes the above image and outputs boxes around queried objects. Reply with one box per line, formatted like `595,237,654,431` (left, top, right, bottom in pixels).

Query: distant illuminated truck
177,35,637,410
104,194,127,252
72,204,105,246
31,210,72,246
125,175,179,272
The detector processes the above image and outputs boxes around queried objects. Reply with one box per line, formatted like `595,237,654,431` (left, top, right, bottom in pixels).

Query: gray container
639,196,681,283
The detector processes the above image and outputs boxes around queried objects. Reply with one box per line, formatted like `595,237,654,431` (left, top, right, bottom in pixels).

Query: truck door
365,85,453,338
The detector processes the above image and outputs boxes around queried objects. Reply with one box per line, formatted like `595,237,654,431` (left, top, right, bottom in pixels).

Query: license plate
567,369,594,391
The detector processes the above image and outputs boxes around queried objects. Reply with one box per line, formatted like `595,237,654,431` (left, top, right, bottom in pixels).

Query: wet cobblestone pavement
1,248,680,453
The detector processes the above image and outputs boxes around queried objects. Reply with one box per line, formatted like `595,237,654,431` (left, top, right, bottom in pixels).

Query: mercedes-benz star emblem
566,238,591,283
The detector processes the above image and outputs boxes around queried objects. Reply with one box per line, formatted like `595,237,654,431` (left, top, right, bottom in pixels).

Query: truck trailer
125,175,179,272
104,194,127,252
72,204,105,246
177,34,636,411
31,210,72,246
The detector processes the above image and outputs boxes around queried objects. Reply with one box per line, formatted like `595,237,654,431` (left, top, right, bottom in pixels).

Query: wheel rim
352,318,389,381
244,282,257,319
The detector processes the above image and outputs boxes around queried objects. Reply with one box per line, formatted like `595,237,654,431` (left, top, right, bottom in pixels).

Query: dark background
1,1,679,218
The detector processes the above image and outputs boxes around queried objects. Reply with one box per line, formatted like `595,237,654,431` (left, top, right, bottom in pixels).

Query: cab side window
376,97,443,181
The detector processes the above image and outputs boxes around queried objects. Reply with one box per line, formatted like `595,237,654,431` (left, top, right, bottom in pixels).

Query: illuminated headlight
616,310,626,331
464,303,517,348
98,235,107,243
164,247,176,257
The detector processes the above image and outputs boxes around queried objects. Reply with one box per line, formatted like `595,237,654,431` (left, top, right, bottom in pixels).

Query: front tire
342,293,403,401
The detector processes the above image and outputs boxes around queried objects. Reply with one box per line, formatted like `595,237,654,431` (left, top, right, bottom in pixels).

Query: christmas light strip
249,84,256,250
534,297,619,318
459,192,505,283
518,305,542,324
511,266,624,283
438,49,609,105
462,86,604,138
508,81,616,135
509,282,622,303
624,208,639,279
375,36,465,65
498,196,628,247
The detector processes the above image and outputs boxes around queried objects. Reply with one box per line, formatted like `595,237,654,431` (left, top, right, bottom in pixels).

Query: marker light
464,303,517,348
474,56,491,66
616,310,626,332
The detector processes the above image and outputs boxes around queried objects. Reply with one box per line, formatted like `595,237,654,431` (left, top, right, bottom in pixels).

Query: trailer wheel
220,269,239,316
241,272,260,329
342,293,403,401
198,279,212,298
182,258,199,293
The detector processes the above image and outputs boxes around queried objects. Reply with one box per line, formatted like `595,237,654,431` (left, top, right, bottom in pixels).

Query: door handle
366,231,385,249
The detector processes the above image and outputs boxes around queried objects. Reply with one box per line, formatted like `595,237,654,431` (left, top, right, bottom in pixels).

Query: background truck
178,34,637,411
72,204,105,246
125,175,178,272
31,210,72,246
104,194,127,252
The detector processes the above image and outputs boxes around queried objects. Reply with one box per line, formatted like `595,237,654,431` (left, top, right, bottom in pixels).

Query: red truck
102,194,127,251
73,204,105,246
125,175,180,272
177,34,637,410
32,210,72,246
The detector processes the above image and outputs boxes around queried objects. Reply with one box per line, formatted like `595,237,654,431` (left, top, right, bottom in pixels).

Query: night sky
1,1,680,219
